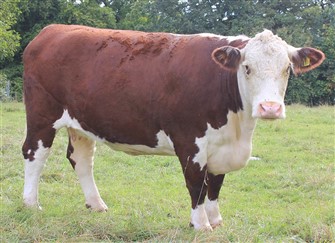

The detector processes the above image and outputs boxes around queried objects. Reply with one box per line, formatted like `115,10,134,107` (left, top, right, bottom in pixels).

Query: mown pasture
1,102,334,242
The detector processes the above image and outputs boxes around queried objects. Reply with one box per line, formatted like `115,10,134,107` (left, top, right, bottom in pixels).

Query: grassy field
1,102,334,242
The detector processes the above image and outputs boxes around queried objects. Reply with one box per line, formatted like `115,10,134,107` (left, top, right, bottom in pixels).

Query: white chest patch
193,112,255,175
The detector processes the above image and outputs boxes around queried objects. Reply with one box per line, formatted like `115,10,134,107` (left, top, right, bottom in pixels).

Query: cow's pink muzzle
258,101,283,119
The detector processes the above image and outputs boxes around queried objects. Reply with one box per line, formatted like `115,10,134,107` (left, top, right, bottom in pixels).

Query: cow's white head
212,30,325,119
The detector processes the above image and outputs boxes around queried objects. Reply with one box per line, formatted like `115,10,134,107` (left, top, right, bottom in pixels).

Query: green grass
1,102,334,242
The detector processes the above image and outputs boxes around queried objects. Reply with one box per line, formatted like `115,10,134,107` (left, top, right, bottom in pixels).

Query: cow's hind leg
67,128,107,211
22,127,55,209
205,173,225,228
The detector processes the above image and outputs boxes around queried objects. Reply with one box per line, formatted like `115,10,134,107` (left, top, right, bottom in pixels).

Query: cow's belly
106,131,176,156
53,109,176,156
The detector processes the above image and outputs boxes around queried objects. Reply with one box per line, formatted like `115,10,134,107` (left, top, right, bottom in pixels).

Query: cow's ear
290,47,325,75
212,46,242,71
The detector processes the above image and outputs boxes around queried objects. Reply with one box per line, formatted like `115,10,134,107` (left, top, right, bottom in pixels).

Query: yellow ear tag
303,57,310,67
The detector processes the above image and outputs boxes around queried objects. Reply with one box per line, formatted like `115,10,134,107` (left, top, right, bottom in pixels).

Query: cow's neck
239,109,257,137
234,104,258,144
203,109,257,175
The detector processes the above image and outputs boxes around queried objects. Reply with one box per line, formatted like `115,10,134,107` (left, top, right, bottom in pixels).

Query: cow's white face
238,31,292,119
212,30,325,119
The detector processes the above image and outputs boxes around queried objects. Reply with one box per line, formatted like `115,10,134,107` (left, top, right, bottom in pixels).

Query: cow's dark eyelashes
245,65,251,75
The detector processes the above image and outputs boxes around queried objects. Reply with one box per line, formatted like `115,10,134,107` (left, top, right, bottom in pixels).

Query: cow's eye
245,65,251,75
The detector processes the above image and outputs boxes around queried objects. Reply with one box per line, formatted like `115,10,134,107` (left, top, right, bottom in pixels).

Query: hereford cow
22,24,325,230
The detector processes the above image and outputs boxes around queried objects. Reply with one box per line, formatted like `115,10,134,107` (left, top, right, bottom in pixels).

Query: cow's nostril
259,102,282,119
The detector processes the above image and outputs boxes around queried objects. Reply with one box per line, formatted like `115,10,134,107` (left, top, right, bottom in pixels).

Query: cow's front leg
67,128,107,211
205,173,225,228
181,156,212,231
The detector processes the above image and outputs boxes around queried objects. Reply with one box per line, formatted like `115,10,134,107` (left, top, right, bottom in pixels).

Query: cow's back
23,24,242,146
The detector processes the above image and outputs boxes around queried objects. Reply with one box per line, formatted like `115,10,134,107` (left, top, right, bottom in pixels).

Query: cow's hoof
210,219,223,229
85,203,108,212
24,200,42,210
189,222,213,231
85,199,108,212
85,197,108,212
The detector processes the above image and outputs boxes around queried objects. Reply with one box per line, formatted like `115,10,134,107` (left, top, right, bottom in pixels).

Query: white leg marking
205,197,223,228
68,129,107,211
23,140,50,209
191,204,212,231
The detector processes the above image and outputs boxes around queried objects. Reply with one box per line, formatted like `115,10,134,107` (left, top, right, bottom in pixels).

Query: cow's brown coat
22,25,325,230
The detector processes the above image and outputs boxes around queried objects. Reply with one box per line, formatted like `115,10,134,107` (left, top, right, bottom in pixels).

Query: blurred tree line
0,0,334,105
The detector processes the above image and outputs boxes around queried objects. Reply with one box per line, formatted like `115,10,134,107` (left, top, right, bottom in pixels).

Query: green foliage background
0,0,334,105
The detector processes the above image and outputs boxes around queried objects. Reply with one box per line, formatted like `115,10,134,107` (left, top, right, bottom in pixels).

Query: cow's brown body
23,25,243,151
22,25,325,230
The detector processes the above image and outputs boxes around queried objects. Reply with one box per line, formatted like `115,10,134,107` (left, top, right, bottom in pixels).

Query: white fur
237,30,291,119
194,111,256,175
205,197,222,227
193,135,208,170
191,204,212,231
196,33,249,43
23,140,50,209
226,35,250,43
170,33,222,38
171,33,249,43
67,128,107,211
53,109,106,142
197,33,224,38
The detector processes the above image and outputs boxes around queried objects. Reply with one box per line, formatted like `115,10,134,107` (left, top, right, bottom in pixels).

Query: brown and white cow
22,24,325,230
